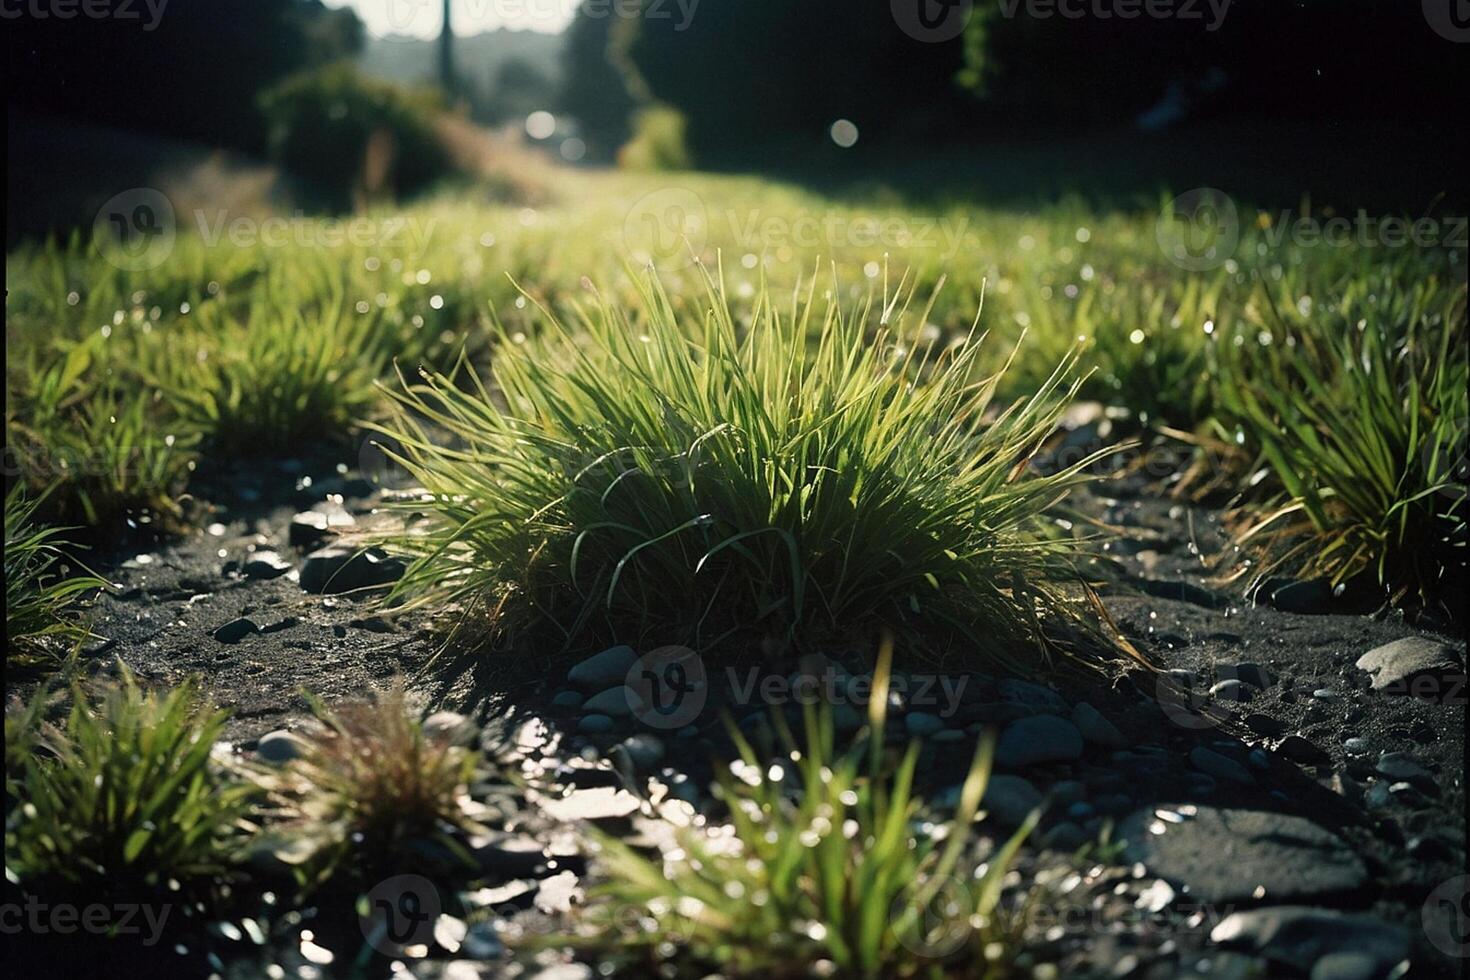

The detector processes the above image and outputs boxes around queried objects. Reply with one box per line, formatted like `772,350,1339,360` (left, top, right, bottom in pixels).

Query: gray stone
1310,952,1383,980
1244,713,1287,737
423,710,476,745
614,734,665,770
1211,907,1408,976
577,714,615,734
582,687,634,718
213,617,258,644
1230,662,1275,689
1071,702,1128,749
1374,752,1431,784
1123,808,1368,904
1355,637,1463,697
997,678,1069,714
256,729,308,763
243,550,292,579
300,546,405,593
1043,821,1087,851
551,690,584,710
995,714,1083,767
1343,737,1371,754
1268,579,1335,614
289,511,334,548
567,645,638,690
980,774,1045,827
1276,735,1329,766
904,712,946,737
1210,679,1255,702
1189,746,1254,784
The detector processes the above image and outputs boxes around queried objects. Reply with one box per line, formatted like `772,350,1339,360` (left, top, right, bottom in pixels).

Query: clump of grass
1217,281,1467,613
375,267,1111,665
255,686,498,887
4,486,105,668
565,635,1039,978
155,294,385,456
4,667,257,900
6,336,198,528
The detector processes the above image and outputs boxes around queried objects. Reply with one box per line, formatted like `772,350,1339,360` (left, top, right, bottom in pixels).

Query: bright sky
322,0,578,40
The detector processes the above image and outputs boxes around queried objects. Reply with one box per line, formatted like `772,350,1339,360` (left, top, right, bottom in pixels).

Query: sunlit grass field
7,168,1465,623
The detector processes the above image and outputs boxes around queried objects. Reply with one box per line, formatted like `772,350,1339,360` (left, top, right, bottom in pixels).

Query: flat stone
1310,952,1383,980
242,550,293,579
1043,821,1087,851
300,546,405,593
536,786,640,823
1267,579,1336,614
904,712,946,737
997,678,1069,714
582,687,634,718
289,511,333,548
1374,752,1431,784
1230,662,1275,689
1244,713,1287,737
1275,735,1329,766
567,645,638,690
256,729,308,763
1210,679,1254,702
423,710,477,745
936,773,1043,827
1355,637,1464,698
1123,808,1368,904
551,690,584,710
1071,702,1128,749
212,617,258,644
1210,907,1409,975
577,714,615,734
995,714,1083,768
1190,746,1254,784
613,734,665,770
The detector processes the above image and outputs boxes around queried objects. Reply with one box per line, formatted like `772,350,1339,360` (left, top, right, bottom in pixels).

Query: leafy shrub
375,271,1110,666
4,486,105,668
566,635,1039,978
259,62,455,208
618,106,692,172
4,668,257,899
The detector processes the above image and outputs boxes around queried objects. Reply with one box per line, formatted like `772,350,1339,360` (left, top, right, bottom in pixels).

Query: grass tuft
375,267,1111,665
1217,280,1467,613
4,667,257,900
254,685,498,886
5,485,106,667
565,633,1039,978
